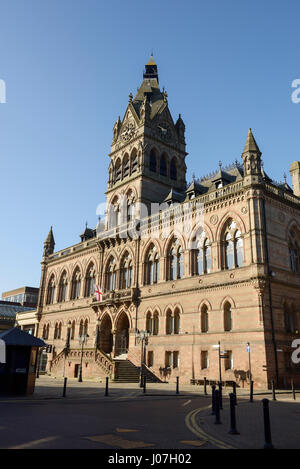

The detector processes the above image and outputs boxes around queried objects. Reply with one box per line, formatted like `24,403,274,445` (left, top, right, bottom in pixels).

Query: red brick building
35,57,300,388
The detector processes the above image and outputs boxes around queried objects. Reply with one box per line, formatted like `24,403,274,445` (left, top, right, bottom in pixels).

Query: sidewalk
1,375,299,402
193,394,300,449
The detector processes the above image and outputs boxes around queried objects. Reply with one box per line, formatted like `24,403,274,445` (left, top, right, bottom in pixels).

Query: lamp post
78,331,89,382
247,342,252,383
135,330,149,387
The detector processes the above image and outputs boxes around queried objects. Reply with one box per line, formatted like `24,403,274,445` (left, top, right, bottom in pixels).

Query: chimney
289,161,300,197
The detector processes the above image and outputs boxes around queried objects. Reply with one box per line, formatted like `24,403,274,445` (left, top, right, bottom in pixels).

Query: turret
43,226,55,257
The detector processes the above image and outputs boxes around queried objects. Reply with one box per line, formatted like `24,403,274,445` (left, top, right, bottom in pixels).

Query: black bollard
218,381,223,410
249,380,254,403
232,382,237,405
262,399,274,449
229,393,239,434
211,385,216,415
271,380,276,401
143,374,146,393
214,390,221,424
62,377,67,398
204,377,208,396
292,380,296,401
105,376,109,396
176,376,179,395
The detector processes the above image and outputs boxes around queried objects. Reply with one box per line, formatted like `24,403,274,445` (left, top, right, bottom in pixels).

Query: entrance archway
99,314,113,354
115,311,130,356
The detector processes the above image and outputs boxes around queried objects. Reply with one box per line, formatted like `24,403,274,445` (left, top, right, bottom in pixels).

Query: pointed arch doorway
98,314,113,354
115,311,130,356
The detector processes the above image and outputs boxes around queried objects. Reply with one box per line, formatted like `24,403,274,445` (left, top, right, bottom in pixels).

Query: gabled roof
0,328,46,347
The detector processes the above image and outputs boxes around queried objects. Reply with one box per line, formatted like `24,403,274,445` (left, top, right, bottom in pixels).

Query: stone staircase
113,359,162,383
113,359,140,383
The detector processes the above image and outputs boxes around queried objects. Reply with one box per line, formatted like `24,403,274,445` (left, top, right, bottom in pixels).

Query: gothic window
289,231,300,273
84,319,88,335
109,197,121,228
170,158,177,181
174,309,180,334
131,148,138,174
193,234,212,275
201,305,209,333
71,268,81,300
85,264,96,297
126,191,135,222
79,319,84,337
58,271,68,302
146,312,152,334
123,154,130,178
46,275,56,305
120,253,133,289
54,323,58,339
54,322,62,340
166,310,173,335
284,303,297,333
42,325,47,339
222,221,244,270
106,257,117,291
71,320,75,340
224,302,232,331
160,153,167,177
153,312,159,335
115,158,121,182
145,244,159,285
149,149,157,172
167,239,184,280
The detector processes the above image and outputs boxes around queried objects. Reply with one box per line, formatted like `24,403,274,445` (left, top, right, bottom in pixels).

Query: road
0,395,212,449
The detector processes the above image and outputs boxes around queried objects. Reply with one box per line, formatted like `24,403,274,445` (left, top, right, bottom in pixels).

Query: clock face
157,122,171,140
121,122,136,142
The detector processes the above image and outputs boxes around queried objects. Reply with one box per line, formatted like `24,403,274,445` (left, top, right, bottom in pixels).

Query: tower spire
43,226,55,257
242,128,261,155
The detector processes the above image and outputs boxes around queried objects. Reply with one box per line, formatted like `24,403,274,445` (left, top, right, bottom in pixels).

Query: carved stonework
210,215,219,225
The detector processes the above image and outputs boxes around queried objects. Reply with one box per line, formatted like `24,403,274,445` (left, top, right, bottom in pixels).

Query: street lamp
135,330,150,387
63,321,72,378
78,331,89,382
247,342,252,383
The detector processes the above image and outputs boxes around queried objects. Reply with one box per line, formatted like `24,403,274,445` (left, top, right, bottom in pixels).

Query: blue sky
0,0,299,292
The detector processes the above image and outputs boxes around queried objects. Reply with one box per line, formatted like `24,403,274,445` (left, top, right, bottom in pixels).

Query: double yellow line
185,406,235,450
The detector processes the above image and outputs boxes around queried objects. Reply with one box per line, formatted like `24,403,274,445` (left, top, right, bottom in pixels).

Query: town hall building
30,56,300,388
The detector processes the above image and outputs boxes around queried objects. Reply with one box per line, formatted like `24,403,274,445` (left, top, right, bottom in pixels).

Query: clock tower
105,56,187,228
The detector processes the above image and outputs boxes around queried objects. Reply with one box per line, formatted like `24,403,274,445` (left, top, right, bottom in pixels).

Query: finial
192,172,196,182
219,161,222,169
85,221,88,229
284,172,287,183
129,92,133,103
163,90,168,102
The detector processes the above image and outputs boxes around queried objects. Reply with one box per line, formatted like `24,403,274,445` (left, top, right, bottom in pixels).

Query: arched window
42,325,47,339
224,302,232,331
174,309,180,334
289,231,300,273
46,276,56,305
193,235,212,275
223,221,244,270
145,244,159,285
170,158,177,181
79,319,84,337
123,154,129,178
149,149,157,172
146,312,152,334
153,312,159,335
85,264,96,297
284,303,297,333
58,322,62,339
126,191,135,222
160,154,167,177
106,257,116,291
201,305,209,333
167,239,184,280
115,158,121,182
58,272,68,302
120,253,133,289
71,320,75,340
131,148,138,174
84,319,88,335
71,268,81,300
54,323,58,339
166,310,173,334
